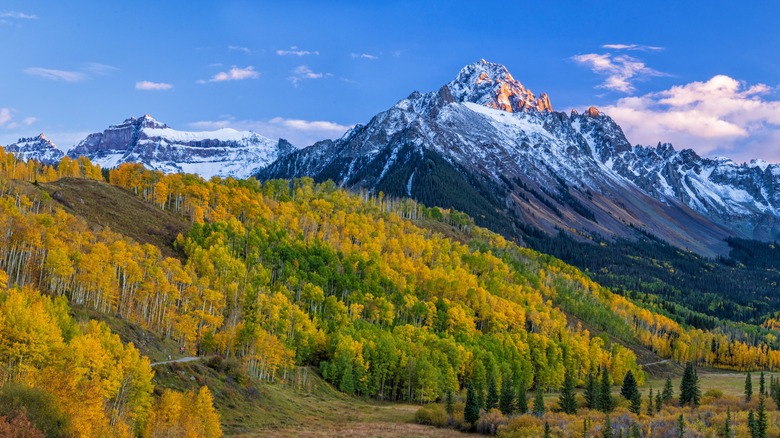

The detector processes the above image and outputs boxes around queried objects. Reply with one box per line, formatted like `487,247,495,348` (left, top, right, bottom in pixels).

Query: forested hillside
2,146,780,436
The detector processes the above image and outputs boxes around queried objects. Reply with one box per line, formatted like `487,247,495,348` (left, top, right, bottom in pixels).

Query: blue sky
1,1,780,162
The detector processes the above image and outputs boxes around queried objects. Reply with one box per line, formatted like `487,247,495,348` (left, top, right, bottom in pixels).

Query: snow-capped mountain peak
66,115,294,179
447,59,552,113
4,133,65,165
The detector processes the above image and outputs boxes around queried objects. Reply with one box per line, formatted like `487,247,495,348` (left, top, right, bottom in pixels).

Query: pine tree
631,424,640,438
747,410,756,438
723,406,731,438
676,414,685,438
445,389,454,417
647,388,654,416
679,362,700,407
621,371,641,414
583,417,590,438
517,378,528,414
603,416,613,438
655,390,663,412
662,377,674,404
465,383,480,426
757,394,767,438
533,386,546,417
499,374,515,415
558,367,578,415
620,371,637,400
759,371,765,397
745,372,753,402
486,372,499,410
598,367,614,412
543,421,551,438
584,367,597,410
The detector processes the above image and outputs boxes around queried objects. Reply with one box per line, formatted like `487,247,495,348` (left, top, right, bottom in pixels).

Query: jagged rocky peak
447,59,553,113
585,106,600,117
4,133,64,164
114,114,168,130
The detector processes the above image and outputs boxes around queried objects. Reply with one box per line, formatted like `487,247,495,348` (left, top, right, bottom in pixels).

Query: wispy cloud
276,46,319,56
0,11,38,20
190,116,352,147
23,67,87,82
228,45,251,54
603,75,780,162
0,108,12,127
199,66,259,83
351,53,378,60
136,81,173,90
602,43,663,52
23,62,118,82
572,52,665,93
289,65,329,86
0,108,37,131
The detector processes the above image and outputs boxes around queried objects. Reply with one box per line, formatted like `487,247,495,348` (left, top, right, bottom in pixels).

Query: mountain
260,59,771,256
4,134,65,165
66,115,295,179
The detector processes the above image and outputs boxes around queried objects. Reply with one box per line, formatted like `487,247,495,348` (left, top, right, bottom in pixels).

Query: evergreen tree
757,394,767,438
584,367,598,410
745,371,753,402
772,377,780,408
598,367,614,412
583,417,590,438
655,390,663,412
620,371,638,400
747,410,756,438
631,424,640,438
723,406,731,438
679,362,700,407
486,372,499,410
603,416,613,438
533,386,546,417
662,377,674,403
543,421,551,438
676,414,685,438
517,379,528,414
499,374,515,415
464,384,480,426
558,367,578,415
759,371,765,397
621,370,641,414
445,389,454,417
647,388,654,416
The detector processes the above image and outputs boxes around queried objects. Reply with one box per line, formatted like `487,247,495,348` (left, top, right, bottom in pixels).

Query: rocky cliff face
4,134,64,165
67,115,294,179
260,60,780,256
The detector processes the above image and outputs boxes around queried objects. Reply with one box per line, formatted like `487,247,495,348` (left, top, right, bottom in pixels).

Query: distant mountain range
4,115,294,179
4,60,780,255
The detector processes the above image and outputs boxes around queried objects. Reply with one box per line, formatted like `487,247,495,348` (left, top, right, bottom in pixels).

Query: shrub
476,409,508,435
0,383,69,437
414,404,448,428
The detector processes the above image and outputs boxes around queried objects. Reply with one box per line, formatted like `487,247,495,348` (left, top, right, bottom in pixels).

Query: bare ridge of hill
39,178,189,259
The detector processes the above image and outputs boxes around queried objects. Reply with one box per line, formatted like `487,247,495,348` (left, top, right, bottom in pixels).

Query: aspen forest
2,148,780,436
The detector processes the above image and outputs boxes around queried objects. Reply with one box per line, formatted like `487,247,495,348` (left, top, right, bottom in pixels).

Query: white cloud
601,44,663,52
228,45,251,54
200,66,259,83
0,108,12,127
276,46,319,56
0,108,37,135
136,81,173,90
23,63,118,82
189,116,352,147
351,53,378,60
289,65,328,86
602,75,780,162
0,11,37,20
572,53,664,93
23,67,86,82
